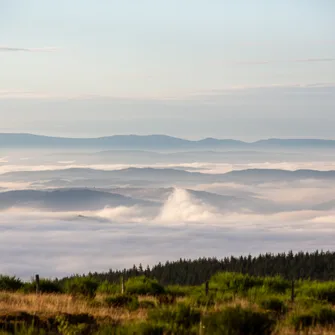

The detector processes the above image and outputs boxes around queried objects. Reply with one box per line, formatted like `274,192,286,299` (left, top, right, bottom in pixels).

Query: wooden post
35,274,40,295
291,279,295,303
121,276,125,294
205,281,209,296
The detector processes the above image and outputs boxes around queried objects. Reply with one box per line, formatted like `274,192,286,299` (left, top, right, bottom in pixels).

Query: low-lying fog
1,148,335,278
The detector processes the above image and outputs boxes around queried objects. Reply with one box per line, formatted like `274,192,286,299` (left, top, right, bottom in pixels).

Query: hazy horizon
2,132,335,142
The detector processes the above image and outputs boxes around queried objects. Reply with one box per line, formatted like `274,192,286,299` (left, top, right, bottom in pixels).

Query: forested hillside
78,250,335,285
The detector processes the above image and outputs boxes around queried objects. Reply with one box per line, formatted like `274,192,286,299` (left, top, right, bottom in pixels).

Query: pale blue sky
0,0,334,139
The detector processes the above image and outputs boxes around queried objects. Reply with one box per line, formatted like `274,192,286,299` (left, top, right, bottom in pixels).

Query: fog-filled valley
1,135,335,278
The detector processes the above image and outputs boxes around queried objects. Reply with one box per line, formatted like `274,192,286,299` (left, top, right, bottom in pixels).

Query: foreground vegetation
2,266,335,334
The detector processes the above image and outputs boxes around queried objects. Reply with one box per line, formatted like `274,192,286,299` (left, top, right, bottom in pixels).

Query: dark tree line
63,250,335,286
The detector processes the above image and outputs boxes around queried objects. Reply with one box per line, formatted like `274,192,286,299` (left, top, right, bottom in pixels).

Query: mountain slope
0,189,155,211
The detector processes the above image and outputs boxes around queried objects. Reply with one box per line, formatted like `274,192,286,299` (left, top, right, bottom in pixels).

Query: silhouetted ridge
2,133,335,149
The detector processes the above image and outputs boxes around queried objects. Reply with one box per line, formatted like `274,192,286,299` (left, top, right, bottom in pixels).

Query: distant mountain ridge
1,133,334,149
0,188,155,211
3,167,335,185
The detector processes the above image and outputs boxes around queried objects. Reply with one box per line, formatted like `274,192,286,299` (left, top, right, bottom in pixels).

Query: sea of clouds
1,150,335,278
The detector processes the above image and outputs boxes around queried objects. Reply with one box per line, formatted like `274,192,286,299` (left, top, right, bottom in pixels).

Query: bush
202,306,275,335
210,272,290,297
289,305,335,330
105,294,139,311
258,296,287,314
298,281,335,304
188,293,216,308
210,272,263,295
295,296,326,308
289,312,314,331
0,312,44,334
0,276,23,292
139,300,156,309
148,303,201,332
262,276,291,294
215,291,234,304
21,279,62,294
157,294,176,306
63,277,99,298
165,285,198,297
95,323,164,335
125,276,165,296
97,281,119,295
55,314,97,335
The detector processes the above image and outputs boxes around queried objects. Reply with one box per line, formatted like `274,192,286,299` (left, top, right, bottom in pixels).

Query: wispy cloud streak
235,58,335,65
0,46,59,52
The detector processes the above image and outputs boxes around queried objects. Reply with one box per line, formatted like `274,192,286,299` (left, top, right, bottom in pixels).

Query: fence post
121,276,125,294
35,274,40,295
291,279,295,303
205,281,209,296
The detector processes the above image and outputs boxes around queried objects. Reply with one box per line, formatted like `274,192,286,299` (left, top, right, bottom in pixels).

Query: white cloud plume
156,188,219,223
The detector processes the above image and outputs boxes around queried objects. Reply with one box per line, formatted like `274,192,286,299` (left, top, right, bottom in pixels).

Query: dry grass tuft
0,292,147,322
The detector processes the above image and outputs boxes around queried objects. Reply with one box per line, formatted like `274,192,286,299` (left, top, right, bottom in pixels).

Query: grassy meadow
1,272,335,334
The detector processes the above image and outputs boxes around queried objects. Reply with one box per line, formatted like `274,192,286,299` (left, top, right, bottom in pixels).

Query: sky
0,0,335,140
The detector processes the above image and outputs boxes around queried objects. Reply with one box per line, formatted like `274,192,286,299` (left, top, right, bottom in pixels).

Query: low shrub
0,312,96,334
189,293,216,308
96,281,119,295
21,279,62,294
4,324,47,335
104,294,139,311
0,276,23,292
215,291,234,304
258,296,287,314
262,276,291,294
148,303,201,332
139,300,156,309
95,322,164,335
157,294,176,306
298,281,335,304
56,315,89,335
202,305,275,335
288,312,314,331
125,276,165,296
247,287,270,302
210,272,263,295
295,296,326,308
289,305,335,331
210,272,290,298
63,277,99,298
165,285,199,297
0,312,43,334
54,314,97,335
